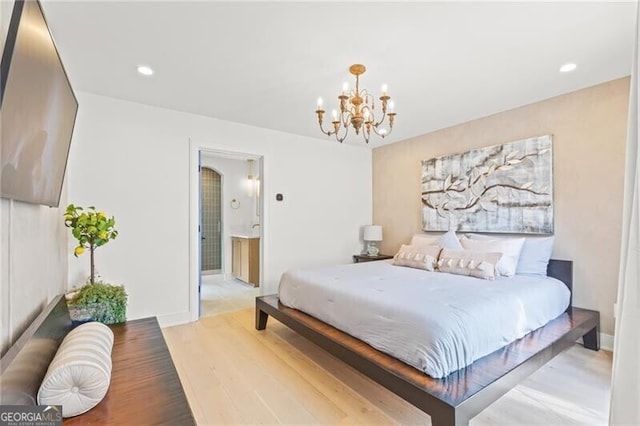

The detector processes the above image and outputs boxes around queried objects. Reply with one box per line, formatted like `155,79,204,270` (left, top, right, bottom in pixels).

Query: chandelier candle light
315,64,396,143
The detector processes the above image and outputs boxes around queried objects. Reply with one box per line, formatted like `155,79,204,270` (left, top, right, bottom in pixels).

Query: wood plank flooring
163,308,612,425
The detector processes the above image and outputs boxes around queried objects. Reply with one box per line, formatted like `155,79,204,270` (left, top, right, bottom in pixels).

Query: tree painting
421,135,553,234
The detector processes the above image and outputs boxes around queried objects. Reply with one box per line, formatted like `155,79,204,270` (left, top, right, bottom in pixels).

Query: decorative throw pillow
459,236,525,277
466,233,554,276
437,249,503,280
38,322,114,418
393,244,441,271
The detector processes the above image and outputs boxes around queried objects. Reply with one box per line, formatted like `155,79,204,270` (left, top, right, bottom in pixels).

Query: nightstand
353,254,394,263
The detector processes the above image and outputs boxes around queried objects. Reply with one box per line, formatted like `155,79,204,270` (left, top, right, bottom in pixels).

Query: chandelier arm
341,109,354,127
371,110,388,128
316,109,338,138
362,126,370,144
361,104,376,124
335,121,350,143
317,121,334,137
371,123,393,138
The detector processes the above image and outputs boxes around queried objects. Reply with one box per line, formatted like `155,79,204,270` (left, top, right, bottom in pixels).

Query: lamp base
367,242,380,256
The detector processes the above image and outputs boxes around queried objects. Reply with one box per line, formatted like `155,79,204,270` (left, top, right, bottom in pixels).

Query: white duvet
278,260,570,378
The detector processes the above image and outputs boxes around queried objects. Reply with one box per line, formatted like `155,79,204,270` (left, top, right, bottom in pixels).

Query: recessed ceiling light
137,65,154,76
559,63,577,73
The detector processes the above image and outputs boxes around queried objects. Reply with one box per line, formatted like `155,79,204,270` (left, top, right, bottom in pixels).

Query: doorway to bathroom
199,151,263,318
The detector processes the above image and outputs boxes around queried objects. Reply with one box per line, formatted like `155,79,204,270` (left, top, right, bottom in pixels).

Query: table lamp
363,225,383,256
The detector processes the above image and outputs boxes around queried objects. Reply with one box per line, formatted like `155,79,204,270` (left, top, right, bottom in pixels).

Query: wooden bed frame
255,259,599,426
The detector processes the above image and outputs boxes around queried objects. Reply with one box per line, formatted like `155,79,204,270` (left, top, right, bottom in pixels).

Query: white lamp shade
364,225,383,241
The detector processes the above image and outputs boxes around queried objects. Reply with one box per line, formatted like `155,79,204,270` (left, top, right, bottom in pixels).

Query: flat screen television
0,0,78,207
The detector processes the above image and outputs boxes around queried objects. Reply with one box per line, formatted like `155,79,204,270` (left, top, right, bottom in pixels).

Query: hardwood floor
163,308,612,425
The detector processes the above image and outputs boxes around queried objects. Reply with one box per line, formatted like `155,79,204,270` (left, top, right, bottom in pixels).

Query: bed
278,259,571,379
255,259,599,426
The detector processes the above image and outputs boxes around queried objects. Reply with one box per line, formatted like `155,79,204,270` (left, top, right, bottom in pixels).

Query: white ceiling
40,1,635,147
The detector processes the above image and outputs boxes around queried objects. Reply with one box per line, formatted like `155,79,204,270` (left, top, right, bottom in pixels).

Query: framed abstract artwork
421,135,553,234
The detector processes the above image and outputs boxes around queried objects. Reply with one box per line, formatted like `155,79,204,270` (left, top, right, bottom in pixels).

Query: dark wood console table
0,295,194,425
65,317,195,425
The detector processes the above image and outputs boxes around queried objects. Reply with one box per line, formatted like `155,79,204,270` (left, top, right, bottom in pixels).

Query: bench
0,295,195,424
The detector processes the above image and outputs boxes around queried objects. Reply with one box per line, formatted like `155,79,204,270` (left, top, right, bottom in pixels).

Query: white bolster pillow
37,322,114,418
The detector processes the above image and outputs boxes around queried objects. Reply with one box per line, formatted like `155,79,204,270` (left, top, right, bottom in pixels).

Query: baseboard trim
578,332,613,351
157,311,192,328
599,333,614,351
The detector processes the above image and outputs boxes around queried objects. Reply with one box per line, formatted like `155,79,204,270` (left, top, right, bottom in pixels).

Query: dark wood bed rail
255,259,599,426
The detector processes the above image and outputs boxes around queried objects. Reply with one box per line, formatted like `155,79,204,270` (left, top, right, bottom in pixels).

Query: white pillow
393,244,441,271
411,230,463,250
437,249,502,280
439,230,464,250
467,234,554,276
38,322,114,418
459,236,525,277
410,234,439,246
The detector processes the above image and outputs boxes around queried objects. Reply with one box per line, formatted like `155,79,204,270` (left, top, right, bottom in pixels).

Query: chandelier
315,64,396,144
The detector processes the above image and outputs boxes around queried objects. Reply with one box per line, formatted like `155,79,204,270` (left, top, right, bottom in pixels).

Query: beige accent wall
373,77,630,336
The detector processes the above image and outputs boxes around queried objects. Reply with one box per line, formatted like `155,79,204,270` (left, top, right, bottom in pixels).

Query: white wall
200,155,259,277
67,92,372,326
0,199,69,354
0,0,69,356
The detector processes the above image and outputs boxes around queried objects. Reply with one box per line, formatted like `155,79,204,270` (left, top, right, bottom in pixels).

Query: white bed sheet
278,260,570,378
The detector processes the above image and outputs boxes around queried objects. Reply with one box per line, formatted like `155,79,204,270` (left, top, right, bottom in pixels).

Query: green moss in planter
67,283,128,324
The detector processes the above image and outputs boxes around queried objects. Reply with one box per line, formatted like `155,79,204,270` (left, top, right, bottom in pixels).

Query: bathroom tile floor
200,274,260,317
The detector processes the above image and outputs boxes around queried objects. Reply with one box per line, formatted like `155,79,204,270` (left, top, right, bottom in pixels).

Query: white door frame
188,140,266,322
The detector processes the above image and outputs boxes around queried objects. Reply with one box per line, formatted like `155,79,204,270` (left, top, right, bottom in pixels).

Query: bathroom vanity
231,235,260,286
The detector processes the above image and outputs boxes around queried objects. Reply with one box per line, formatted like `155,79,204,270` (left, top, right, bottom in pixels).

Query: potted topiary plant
64,204,127,324
66,283,128,324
